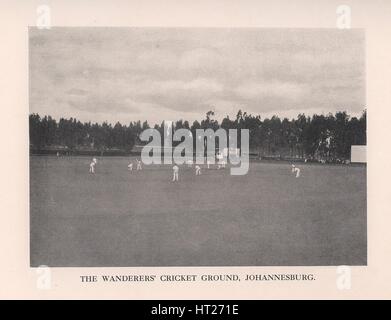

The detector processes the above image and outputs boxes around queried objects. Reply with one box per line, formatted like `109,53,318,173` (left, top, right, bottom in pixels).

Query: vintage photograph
29,27,366,267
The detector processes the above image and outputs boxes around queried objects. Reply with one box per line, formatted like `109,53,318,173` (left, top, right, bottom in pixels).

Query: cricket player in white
221,160,226,168
136,159,142,171
291,164,301,178
89,159,96,174
128,162,133,171
195,165,201,175
172,165,179,182
207,160,211,169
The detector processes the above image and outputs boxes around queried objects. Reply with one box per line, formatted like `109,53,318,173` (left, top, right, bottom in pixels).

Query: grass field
30,156,366,267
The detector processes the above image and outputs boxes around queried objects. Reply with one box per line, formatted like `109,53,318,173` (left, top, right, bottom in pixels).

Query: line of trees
29,109,366,160
29,114,149,152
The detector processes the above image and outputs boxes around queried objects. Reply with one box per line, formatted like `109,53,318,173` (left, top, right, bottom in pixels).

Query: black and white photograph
29,27,367,267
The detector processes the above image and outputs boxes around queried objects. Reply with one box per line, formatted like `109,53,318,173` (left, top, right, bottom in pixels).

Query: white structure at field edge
351,145,366,163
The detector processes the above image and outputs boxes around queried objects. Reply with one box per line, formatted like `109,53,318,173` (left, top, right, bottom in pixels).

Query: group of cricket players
89,156,301,181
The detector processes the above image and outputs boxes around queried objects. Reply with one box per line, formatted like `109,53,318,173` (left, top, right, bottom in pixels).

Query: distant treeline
29,109,366,160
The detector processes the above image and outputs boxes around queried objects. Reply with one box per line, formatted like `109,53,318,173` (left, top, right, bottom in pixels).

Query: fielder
172,165,179,182
136,159,142,171
221,160,226,168
128,162,133,171
89,159,96,174
292,165,301,178
195,165,201,175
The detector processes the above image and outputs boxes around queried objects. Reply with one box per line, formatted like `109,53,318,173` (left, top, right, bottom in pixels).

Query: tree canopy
29,109,366,160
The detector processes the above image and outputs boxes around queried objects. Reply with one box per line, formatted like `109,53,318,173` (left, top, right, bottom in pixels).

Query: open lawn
30,156,366,266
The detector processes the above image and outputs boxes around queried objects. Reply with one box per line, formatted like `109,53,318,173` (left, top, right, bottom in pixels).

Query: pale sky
29,27,365,125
